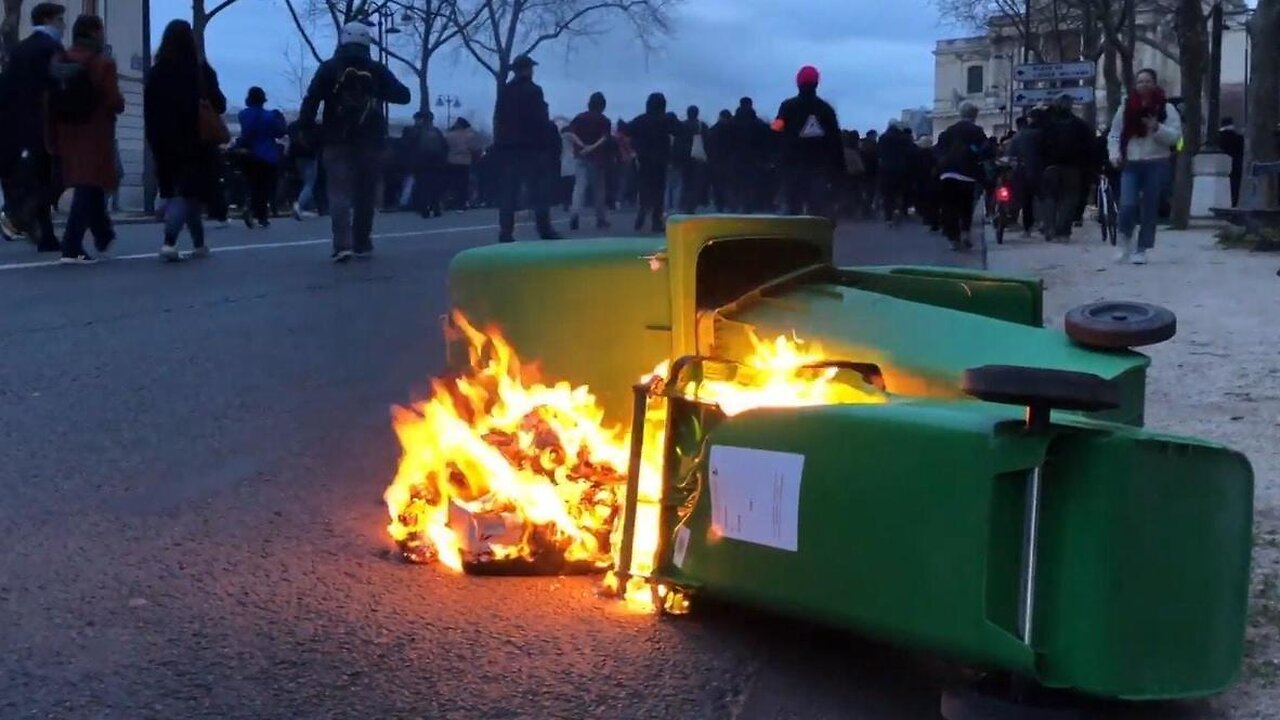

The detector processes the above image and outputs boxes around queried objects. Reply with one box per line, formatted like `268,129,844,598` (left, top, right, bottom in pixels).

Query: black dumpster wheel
962,365,1120,414
1064,301,1176,349
941,681,1084,720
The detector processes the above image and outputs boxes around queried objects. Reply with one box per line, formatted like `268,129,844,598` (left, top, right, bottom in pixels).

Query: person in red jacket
47,13,125,264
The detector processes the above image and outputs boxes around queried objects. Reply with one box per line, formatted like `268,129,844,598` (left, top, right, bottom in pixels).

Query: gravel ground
988,223,1280,719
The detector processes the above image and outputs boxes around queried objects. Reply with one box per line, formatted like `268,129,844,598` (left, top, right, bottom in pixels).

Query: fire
384,312,881,610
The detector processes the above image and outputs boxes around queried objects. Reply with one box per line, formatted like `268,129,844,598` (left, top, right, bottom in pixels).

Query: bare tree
1245,0,1279,208
280,39,315,108
192,0,247,55
0,0,24,69
450,0,676,96
1168,0,1208,229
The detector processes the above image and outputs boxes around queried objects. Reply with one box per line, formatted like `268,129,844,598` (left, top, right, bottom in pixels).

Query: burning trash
383,312,882,601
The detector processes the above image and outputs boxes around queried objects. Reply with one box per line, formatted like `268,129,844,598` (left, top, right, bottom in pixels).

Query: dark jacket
144,59,227,202
49,44,125,190
936,119,990,181
238,106,288,165
287,120,318,160
731,106,771,168
672,118,708,167
0,29,62,165
1010,126,1044,181
774,88,843,173
494,75,550,151
877,127,915,177
628,94,678,168
707,118,733,167
299,43,410,148
1040,109,1093,169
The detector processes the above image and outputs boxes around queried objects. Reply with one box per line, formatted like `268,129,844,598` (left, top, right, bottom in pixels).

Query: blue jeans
163,196,206,248
296,157,318,211
1118,159,1167,250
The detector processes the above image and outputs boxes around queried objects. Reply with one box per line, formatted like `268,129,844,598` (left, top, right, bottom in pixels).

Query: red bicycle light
995,186,1012,203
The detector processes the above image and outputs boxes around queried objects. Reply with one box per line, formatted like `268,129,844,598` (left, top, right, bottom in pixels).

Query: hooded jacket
774,86,843,172
732,105,771,168
628,93,678,166
299,43,410,148
495,74,551,151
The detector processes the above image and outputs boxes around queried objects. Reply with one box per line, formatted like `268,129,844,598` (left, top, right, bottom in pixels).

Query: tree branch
207,0,240,19
284,0,326,63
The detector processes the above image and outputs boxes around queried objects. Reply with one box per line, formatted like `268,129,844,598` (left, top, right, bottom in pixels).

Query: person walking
298,21,410,261
677,106,709,213
413,111,448,218
773,65,843,220
935,102,990,251
664,111,686,214
706,109,734,212
287,119,320,219
1106,68,1182,265
627,92,679,233
493,54,561,243
566,91,611,230
1038,94,1093,241
444,118,482,210
0,2,67,251
236,86,287,229
730,98,770,213
144,20,227,262
1218,117,1245,208
1008,113,1044,237
47,13,124,264
877,121,915,226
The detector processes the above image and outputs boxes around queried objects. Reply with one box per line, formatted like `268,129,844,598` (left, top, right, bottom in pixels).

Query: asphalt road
0,209,1182,719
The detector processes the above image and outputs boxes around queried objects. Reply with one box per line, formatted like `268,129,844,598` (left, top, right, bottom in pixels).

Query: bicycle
1096,172,1119,246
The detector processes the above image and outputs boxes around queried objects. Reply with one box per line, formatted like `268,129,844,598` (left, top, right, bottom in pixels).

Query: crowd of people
0,1,1189,265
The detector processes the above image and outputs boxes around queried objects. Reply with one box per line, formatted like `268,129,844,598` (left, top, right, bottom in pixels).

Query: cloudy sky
153,0,963,132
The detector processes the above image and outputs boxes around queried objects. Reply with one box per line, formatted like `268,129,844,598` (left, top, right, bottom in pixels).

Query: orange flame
384,312,881,611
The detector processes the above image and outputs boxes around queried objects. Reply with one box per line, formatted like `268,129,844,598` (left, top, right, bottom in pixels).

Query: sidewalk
990,221,1280,718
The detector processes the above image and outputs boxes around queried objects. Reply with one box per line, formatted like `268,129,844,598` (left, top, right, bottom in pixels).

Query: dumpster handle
614,381,656,593
1017,464,1043,645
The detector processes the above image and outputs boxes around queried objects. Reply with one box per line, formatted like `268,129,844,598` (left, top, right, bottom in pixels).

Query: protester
1106,68,1182,265
877,121,915,226
677,106,709,214
1039,94,1093,241
287,119,320,219
566,92,611,230
0,2,67,251
706,109,734,212
859,130,880,218
627,92,678,232
236,86,287,229
773,65,843,219
731,98,770,213
298,21,410,261
1218,117,1245,208
1008,113,1043,238
144,19,227,262
664,111,686,213
841,131,866,219
935,102,990,251
913,135,939,231
493,54,560,243
413,111,448,218
46,12,124,264
444,118,482,210
613,119,636,209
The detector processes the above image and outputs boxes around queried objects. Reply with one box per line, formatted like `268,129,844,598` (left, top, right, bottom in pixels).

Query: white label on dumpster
672,526,691,568
708,446,804,552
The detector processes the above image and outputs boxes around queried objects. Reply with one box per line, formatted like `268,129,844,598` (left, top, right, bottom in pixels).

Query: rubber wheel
962,365,1120,413
1064,301,1176,349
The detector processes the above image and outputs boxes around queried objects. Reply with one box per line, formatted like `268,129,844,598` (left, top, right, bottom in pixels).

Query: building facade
932,4,1249,139
19,1,146,209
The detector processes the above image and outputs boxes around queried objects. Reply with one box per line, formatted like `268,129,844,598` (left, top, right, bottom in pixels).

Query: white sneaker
332,249,354,263
159,245,181,262
59,253,98,265
1131,250,1148,265
292,202,317,221
189,246,212,260
1114,235,1133,263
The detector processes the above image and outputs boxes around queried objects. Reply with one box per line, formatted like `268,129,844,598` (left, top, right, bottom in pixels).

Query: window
966,65,985,95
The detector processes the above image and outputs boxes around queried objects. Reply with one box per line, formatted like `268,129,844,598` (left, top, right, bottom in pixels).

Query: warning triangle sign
798,115,825,138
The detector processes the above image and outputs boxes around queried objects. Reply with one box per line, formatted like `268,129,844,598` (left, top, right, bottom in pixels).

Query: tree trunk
1245,0,1279,208
418,72,430,116
0,0,23,70
1103,42,1123,125
193,1,209,56
1169,0,1207,229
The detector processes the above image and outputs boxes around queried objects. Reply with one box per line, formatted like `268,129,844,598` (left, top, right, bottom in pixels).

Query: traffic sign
1013,86,1095,106
1014,61,1097,82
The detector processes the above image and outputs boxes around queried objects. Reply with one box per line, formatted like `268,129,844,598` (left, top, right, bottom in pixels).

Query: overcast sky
153,0,962,132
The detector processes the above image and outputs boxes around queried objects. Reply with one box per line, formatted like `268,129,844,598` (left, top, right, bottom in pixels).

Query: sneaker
93,233,116,255
569,215,580,231
259,219,271,229
1131,250,1148,265
332,249,354,263
0,213,25,241
353,247,373,259
1114,235,1133,263
59,253,97,265
159,245,181,262
292,202,318,221
243,215,256,229
189,246,212,260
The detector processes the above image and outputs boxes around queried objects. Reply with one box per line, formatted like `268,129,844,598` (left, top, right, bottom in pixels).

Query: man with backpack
773,66,843,220
0,2,67,252
935,102,991,251
412,111,448,219
298,21,410,262
1039,94,1093,241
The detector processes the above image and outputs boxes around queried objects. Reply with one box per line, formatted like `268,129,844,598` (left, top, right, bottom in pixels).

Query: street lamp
368,8,401,122
436,94,462,126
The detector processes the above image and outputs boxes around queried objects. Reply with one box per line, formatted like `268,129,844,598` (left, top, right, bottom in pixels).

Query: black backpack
331,65,375,140
48,57,96,124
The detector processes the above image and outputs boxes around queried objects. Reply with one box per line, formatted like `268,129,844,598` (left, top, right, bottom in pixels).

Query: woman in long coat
48,14,125,264
144,19,227,262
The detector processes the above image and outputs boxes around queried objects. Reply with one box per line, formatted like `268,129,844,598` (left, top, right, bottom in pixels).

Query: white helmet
340,21,374,47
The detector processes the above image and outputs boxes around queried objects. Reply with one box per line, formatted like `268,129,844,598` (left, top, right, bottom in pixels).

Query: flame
384,312,881,611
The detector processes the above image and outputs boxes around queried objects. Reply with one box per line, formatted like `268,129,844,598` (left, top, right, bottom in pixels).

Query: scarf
1120,86,1167,159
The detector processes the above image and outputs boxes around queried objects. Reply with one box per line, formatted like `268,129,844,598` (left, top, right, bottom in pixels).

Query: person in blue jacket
237,86,287,228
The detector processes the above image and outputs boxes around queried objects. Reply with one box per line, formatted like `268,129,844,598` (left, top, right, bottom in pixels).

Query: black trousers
3,147,57,247
1040,165,1082,238
880,172,910,222
62,186,114,256
635,159,666,229
498,149,552,241
939,178,977,244
679,160,706,213
243,157,277,224
413,164,443,216
783,166,833,219
448,164,470,208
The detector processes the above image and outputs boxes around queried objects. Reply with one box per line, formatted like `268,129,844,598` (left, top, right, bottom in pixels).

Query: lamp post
436,94,462,127
369,8,400,122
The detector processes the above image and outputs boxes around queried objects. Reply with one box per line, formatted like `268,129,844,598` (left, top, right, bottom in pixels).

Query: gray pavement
0,209,1089,720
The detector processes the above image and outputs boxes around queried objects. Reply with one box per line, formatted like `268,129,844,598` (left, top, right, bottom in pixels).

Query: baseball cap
796,65,820,87
512,54,538,70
